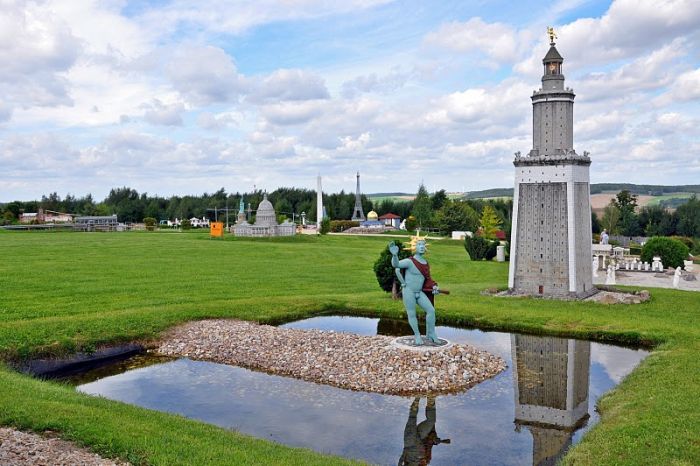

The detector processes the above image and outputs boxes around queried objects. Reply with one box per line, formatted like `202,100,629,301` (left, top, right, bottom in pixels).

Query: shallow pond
73,316,649,465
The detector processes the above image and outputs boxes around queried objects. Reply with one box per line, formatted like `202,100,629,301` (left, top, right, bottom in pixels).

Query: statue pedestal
391,336,453,352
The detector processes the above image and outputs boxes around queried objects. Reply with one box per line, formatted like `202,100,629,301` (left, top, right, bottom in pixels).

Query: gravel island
157,319,507,395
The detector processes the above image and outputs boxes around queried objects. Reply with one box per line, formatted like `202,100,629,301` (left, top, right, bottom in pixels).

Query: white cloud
166,45,245,106
249,69,329,103
0,1,81,116
198,111,244,130
424,18,523,64
516,0,700,76
260,100,328,126
47,0,153,59
136,0,393,36
577,41,685,103
141,99,185,126
656,68,700,104
341,68,412,98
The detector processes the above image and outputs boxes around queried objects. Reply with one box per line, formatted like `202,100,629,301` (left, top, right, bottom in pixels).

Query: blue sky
1,0,699,201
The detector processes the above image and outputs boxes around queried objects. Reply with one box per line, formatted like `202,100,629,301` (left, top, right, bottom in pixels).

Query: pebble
157,320,507,395
0,428,127,465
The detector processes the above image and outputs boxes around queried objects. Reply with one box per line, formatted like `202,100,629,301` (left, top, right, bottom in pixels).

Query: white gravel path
157,319,506,395
0,428,127,466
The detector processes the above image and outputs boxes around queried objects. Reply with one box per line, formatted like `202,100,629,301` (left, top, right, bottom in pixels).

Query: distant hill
589,184,700,195
462,184,700,200
463,188,513,199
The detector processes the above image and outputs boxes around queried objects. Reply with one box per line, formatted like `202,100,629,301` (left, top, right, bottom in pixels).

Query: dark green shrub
320,218,331,235
180,219,192,230
329,220,359,232
629,246,642,256
464,235,498,261
373,242,411,294
405,215,417,231
143,217,156,231
641,237,690,268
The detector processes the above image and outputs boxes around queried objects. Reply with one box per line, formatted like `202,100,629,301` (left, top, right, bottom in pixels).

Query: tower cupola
542,27,564,90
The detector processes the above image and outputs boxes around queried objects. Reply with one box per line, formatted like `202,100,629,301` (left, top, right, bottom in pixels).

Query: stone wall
532,98,573,156
513,182,569,296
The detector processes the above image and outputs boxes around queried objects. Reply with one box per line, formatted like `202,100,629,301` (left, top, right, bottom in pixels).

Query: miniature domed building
232,193,295,237
360,209,384,229
255,194,278,227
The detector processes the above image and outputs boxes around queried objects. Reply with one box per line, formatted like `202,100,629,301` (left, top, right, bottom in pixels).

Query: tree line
4,186,697,243
0,185,512,234
596,190,700,239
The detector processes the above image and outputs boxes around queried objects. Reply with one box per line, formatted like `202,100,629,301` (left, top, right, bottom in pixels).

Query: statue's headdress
403,230,430,253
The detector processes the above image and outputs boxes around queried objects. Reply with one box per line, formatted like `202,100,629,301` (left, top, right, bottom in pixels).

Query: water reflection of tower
511,335,591,466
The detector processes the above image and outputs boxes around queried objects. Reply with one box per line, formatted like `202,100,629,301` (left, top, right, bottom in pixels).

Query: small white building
190,217,210,228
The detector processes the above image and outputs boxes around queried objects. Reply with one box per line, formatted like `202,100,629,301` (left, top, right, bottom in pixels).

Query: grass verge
0,231,698,465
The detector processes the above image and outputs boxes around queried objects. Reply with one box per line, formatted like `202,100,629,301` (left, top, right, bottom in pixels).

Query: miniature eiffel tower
351,171,365,221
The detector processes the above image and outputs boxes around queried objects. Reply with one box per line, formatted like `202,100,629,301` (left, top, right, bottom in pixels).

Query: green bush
329,220,359,232
143,217,156,231
641,236,690,268
405,215,417,231
320,218,331,235
629,246,642,256
180,219,192,230
373,242,411,294
464,235,498,261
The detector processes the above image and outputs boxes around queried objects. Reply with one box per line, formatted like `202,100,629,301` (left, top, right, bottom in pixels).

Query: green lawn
0,231,698,465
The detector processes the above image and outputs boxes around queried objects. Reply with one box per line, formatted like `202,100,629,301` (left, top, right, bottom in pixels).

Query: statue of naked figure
389,234,445,345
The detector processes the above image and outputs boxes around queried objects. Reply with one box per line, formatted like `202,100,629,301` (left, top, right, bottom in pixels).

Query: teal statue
390,233,444,345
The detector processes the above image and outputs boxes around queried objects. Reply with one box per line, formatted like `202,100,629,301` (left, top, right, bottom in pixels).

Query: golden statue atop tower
547,26,557,44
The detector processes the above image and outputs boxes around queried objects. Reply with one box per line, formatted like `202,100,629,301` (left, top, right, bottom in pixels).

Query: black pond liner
43,316,650,466
17,343,146,380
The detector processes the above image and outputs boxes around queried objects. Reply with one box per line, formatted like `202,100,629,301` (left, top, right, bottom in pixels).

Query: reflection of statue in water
399,397,450,466
389,234,443,345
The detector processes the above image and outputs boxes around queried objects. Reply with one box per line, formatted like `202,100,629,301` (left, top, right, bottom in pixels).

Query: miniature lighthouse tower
508,28,593,298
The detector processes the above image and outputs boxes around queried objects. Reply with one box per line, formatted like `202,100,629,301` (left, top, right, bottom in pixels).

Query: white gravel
157,319,507,395
0,428,127,466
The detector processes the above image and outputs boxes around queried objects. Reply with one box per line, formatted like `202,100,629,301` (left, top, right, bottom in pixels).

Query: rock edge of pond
157,319,507,395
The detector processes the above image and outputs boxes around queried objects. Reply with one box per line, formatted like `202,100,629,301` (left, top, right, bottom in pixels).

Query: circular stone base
391,336,453,352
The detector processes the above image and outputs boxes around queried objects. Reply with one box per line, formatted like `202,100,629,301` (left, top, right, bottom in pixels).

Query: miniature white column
605,265,616,285
592,256,599,278
673,267,681,288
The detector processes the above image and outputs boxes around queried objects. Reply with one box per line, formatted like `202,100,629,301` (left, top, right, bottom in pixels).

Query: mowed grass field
0,230,698,465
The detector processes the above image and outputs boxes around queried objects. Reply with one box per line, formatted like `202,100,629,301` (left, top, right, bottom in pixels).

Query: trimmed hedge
329,220,359,232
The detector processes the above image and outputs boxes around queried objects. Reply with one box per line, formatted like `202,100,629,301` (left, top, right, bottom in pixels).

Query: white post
316,175,323,230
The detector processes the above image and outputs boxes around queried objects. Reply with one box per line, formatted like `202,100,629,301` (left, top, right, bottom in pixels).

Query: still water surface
76,316,649,465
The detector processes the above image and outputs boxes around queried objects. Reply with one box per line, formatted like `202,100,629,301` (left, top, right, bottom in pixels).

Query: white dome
255,193,278,227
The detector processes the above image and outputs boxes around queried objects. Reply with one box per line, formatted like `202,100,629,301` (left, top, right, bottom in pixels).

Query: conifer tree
479,205,502,239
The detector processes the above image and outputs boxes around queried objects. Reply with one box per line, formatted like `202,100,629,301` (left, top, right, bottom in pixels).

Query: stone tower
508,30,593,298
351,171,365,221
